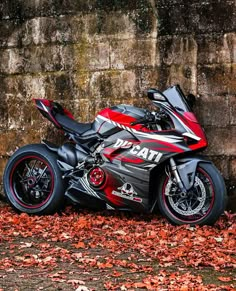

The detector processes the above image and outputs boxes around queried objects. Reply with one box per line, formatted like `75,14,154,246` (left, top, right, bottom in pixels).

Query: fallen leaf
113,230,127,236
73,241,86,249
217,276,232,282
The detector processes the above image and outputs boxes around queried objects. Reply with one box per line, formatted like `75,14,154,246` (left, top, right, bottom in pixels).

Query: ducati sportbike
3,85,227,225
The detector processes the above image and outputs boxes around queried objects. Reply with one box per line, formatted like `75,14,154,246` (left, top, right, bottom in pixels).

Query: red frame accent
88,167,105,187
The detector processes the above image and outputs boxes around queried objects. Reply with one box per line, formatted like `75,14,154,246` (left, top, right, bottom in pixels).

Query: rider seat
55,114,93,136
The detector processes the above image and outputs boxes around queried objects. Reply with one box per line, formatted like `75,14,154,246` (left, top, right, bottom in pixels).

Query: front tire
3,144,65,215
157,162,227,225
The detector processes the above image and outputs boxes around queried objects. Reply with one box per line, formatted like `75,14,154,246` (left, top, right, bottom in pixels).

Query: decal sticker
129,145,163,163
113,138,133,149
113,139,163,163
112,183,142,203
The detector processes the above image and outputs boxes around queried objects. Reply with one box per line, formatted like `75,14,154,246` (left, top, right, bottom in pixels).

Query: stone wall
0,0,235,205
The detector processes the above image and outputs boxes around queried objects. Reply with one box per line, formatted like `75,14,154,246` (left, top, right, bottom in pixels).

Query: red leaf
134,282,147,288
217,276,232,282
73,241,86,249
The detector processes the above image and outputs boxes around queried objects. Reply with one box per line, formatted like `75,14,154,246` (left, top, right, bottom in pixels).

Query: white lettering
113,139,163,163
122,141,133,149
148,149,157,160
130,145,140,154
113,139,133,149
113,138,124,148
154,152,163,163
129,146,163,163
137,147,149,159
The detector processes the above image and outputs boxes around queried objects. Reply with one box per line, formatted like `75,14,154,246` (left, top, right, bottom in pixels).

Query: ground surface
0,199,235,291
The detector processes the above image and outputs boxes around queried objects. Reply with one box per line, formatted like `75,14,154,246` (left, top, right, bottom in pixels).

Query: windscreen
163,85,191,113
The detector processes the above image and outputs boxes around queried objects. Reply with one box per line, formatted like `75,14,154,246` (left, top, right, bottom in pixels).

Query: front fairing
163,85,192,113
153,86,208,151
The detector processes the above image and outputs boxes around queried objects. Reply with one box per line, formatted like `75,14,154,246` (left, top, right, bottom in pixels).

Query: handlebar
130,110,169,126
130,118,148,126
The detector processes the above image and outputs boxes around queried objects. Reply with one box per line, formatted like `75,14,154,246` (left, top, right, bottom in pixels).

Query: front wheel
157,163,227,225
3,144,65,215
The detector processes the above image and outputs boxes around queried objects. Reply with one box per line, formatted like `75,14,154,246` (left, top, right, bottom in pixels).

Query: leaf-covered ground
0,200,235,291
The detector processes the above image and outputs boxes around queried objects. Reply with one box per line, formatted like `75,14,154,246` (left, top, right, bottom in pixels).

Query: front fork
169,158,187,195
168,156,213,195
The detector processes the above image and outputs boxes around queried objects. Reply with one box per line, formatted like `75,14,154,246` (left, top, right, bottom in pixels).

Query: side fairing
101,130,189,165
95,129,189,211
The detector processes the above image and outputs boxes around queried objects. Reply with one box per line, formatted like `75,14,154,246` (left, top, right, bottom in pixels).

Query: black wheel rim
162,168,215,223
10,155,54,209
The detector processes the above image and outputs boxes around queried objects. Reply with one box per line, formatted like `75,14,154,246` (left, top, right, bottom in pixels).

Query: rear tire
157,162,227,225
3,144,65,215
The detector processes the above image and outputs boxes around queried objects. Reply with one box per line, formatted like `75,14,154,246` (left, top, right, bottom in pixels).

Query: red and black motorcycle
3,85,227,225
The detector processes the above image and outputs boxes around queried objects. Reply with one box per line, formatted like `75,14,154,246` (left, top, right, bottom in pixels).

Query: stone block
0,0,21,20
163,64,197,95
194,95,230,127
0,49,23,74
159,35,197,65
94,0,153,12
83,8,156,39
135,67,159,95
0,41,110,75
71,72,92,101
1,0,154,20
198,64,236,96
73,99,96,122
0,8,156,48
0,16,83,48
157,1,236,35
110,39,157,69
204,126,236,156
3,74,46,102
73,41,110,71
208,155,230,179
0,19,21,48
43,73,75,101
86,12,136,39
197,33,236,65
4,0,94,19
21,15,87,46
0,128,41,157
87,70,137,100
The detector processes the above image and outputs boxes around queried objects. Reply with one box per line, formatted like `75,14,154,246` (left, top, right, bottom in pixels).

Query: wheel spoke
165,169,213,221
11,156,53,208
25,162,32,173
30,159,38,175
36,166,48,182
16,171,24,182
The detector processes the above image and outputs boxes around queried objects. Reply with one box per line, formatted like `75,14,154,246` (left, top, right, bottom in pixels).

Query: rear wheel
3,144,65,215
157,163,227,225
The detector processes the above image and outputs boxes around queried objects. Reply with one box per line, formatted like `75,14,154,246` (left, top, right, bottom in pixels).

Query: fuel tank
92,105,147,137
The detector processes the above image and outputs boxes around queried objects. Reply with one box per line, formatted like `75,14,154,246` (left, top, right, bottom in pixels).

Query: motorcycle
3,85,227,225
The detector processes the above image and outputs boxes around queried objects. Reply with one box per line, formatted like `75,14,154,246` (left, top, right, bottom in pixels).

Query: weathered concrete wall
0,1,235,203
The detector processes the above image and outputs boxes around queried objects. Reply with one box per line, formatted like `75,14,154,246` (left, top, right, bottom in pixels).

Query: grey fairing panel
175,156,212,190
